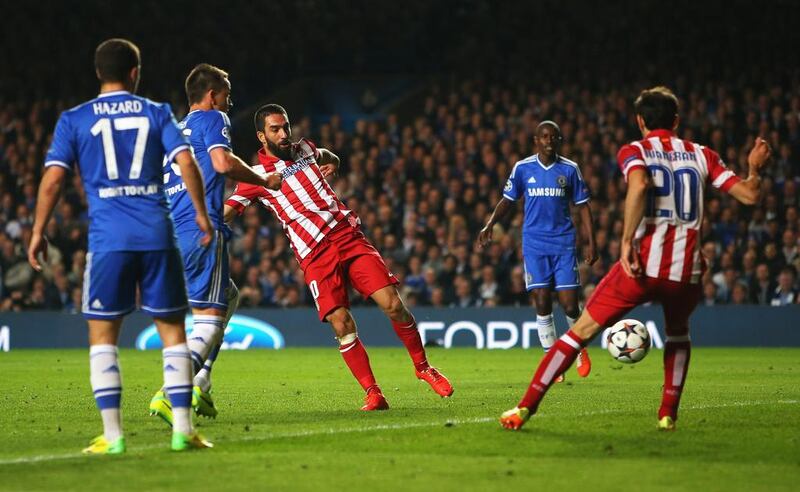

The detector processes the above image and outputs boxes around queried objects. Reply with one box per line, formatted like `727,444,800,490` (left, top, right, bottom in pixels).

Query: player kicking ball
500,87,771,431
150,64,282,426
29,39,215,452
224,104,453,410
479,121,597,381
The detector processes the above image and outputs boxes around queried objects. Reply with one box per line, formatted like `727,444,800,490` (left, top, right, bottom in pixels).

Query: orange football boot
576,348,592,377
416,366,454,397
361,387,390,411
500,406,531,430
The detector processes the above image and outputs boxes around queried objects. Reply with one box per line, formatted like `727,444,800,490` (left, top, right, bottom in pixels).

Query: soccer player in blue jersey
479,121,597,380
28,39,214,453
150,64,282,424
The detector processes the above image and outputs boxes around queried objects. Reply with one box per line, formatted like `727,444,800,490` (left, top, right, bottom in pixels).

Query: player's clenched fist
265,171,283,190
747,137,771,172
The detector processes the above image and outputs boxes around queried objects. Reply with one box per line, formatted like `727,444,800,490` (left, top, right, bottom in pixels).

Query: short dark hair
634,86,679,130
254,104,288,132
94,39,140,83
185,63,229,105
536,120,561,135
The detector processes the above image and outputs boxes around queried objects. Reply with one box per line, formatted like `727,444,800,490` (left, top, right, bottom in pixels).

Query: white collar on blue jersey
534,153,560,170
97,90,131,98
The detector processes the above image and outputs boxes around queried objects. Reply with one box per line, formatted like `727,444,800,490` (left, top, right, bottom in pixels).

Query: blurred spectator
750,264,776,305
702,282,718,306
770,267,799,306
2,66,799,311
730,282,750,306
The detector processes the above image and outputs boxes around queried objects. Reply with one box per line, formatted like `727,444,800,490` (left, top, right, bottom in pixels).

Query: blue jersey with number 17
163,110,232,237
503,154,591,255
44,91,190,252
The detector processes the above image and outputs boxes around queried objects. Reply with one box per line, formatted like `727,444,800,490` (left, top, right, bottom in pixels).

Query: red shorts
300,223,398,321
585,262,702,330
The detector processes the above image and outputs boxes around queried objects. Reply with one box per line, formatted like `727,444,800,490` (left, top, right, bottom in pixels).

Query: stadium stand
1,1,798,311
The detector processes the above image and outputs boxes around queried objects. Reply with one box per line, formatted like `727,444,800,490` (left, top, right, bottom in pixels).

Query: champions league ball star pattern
606,319,651,363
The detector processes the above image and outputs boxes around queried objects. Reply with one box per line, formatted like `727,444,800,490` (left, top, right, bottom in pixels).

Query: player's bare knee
326,308,356,337
381,292,408,320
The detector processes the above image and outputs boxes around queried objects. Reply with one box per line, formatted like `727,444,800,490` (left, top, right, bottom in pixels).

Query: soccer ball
606,319,651,363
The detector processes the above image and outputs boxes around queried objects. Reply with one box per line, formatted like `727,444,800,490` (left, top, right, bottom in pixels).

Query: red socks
339,336,377,391
659,337,692,420
518,330,584,411
392,317,430,372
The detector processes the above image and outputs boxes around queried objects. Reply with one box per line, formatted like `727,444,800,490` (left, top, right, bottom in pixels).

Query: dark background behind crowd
1,0,799,312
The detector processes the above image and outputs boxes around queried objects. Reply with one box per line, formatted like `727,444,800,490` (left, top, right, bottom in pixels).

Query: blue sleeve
159,104,190,162
44,113,76,171
503,164,522,201
203,111,232,153
571,166,590,205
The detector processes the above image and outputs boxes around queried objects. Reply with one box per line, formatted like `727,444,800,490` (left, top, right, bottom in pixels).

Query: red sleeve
301,138,321,160
225,182,266,215
617,143,646,181
703,147,741,193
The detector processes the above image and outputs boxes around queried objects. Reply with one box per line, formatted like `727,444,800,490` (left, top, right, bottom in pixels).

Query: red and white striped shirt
617,129,740,284
226,138,354,262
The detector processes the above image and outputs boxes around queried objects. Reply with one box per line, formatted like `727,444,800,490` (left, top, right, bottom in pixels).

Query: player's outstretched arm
209,148,282,190
317,148,340,179
620,168,651,278
28,166,68,271
478,197,514,249
175,149,213,246
728,138,771,205
576,203,598,265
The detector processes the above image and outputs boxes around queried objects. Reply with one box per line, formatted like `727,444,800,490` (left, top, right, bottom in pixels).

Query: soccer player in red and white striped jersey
500,86,771,431
224,104,453,410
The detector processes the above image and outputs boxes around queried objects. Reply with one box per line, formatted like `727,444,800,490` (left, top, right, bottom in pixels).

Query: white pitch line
0,399,796,466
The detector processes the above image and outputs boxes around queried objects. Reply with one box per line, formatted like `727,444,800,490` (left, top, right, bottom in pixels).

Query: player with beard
224,104,453,410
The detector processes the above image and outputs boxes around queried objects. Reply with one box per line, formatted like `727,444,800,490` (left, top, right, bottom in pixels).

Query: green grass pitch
1,347,798,491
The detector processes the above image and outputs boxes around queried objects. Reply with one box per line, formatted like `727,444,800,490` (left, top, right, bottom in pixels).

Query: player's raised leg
370,285,454,397
500,311,600,430
84,318,126,455
326,307,388,410
502,263,644,430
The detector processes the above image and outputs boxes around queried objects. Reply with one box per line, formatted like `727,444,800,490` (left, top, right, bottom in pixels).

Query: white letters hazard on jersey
226,138,353,261
617,129,740,284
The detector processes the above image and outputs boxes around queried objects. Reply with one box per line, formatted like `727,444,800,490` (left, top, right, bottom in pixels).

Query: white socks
537,314,556,352
187,315,224,374
162,343,193,435
89,344,123,442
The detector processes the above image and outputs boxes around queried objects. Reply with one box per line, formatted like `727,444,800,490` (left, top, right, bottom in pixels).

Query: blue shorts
177,229,230,309
523,253,580,291
82,249,188,320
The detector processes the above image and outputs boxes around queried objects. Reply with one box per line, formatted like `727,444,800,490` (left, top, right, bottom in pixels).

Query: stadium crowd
1,71,799,312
